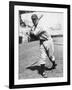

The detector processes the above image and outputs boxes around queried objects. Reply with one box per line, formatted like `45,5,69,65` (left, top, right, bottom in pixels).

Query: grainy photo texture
19,11,63,79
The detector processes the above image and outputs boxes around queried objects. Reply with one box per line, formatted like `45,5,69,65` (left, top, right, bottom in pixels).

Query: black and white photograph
9,1,70,89
19,11,63,79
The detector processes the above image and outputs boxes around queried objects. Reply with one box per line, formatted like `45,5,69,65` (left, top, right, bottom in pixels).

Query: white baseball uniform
32,20,55,65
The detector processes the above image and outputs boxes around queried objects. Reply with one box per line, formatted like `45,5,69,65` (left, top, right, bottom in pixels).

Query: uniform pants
39,39,55,65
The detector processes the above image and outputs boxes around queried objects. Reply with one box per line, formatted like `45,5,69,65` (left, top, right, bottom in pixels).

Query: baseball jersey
33,20,51,41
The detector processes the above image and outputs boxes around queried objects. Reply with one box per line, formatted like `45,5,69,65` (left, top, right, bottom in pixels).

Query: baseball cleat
51,63,57,69
42,71,48,78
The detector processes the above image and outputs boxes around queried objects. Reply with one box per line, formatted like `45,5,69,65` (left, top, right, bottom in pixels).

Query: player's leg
39,44,47,65
48,39,57,69
39,44,48,78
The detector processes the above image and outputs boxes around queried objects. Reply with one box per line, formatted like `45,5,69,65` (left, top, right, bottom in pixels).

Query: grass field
19,37,63,79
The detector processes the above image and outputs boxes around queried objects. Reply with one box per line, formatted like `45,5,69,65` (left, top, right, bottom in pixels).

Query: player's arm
30,26,40,36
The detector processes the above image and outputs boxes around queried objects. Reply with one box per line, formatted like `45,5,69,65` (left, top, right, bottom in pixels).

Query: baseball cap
31,14,38,20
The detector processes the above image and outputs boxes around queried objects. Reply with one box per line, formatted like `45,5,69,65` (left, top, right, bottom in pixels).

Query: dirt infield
19,37,63,79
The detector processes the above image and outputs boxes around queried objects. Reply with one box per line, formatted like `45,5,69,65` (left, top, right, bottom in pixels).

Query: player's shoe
42,71,48,78
51,62,57,69
40,64,48,78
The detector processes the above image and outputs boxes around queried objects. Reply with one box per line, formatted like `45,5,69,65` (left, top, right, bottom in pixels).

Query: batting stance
30,14,57,78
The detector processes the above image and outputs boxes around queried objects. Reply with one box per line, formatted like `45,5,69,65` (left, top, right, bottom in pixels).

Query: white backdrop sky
21,12,63,29
19,11,63,39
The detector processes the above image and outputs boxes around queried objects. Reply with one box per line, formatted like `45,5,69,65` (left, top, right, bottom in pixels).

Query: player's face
32,19,38,26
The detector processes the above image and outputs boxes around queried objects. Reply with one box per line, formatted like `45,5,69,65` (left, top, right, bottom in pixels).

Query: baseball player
30,14,57,78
